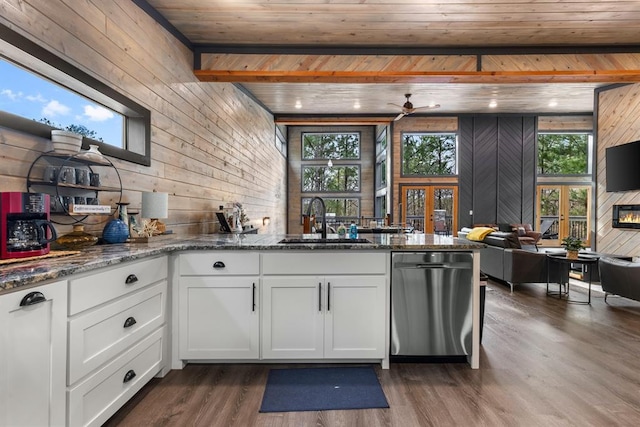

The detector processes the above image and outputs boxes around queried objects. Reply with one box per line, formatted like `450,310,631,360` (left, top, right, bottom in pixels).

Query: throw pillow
497,223,512,232
516,226,526,236
504,232,522,249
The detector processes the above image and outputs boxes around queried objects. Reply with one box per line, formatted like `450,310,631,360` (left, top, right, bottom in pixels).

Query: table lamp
141,191,168,235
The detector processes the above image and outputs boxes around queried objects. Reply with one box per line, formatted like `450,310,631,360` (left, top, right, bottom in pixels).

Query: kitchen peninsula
1,233,483,427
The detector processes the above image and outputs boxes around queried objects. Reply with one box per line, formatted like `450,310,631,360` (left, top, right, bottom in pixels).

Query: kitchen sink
278,237,372,244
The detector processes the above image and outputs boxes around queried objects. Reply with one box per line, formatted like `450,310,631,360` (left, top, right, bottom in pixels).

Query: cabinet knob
125,274,138,284
213,261,226,269
123,369,137,383
123,316,137,328
19,291,46,307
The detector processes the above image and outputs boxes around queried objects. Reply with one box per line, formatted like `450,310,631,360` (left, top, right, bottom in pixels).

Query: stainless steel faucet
306,196,327,238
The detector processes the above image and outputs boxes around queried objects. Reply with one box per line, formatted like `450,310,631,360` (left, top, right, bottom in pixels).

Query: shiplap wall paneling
458,118,475,229
0,0,286,236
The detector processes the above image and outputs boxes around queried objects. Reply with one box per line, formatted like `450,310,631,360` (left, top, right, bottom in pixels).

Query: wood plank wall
0,0,286,236
596,84,640,257
287,126,375,234
391,117,458,224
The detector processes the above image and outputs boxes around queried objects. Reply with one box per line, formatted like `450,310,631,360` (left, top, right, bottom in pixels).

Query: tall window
402,133,457,176
537,133,591,175
300,132,362,223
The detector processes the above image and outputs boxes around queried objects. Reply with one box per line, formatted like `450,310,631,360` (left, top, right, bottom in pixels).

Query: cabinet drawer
67,328,164,427
262,252,388,275
69,256,167,315
180,251,259,276
68,281,167,385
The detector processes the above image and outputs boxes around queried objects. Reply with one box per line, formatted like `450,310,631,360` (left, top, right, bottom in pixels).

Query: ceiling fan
389,93,440,121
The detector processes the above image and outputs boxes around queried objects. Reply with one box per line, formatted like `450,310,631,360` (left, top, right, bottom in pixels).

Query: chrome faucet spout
306,197,327,238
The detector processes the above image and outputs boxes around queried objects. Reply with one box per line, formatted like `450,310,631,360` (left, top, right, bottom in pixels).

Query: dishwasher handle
394,262,470,270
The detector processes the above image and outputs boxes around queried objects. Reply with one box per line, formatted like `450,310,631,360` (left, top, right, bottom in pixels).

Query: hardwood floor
104,280,640,426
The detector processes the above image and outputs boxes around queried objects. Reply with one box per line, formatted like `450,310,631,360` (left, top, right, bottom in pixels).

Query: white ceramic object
51,130,82,154
77,144,105,162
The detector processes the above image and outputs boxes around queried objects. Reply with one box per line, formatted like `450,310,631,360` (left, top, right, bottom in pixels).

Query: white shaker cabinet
262,275,386,359
261,252,388,360
178,252,260,359
0,280,67,427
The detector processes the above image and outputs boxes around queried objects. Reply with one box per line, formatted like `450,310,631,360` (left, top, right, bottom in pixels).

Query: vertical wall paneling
472,116,499,224
497,117,525,223
458,117,474,228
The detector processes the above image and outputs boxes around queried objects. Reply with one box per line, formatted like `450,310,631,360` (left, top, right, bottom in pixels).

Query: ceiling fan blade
387,102,404,109
412,104,441,112
393,112,406,121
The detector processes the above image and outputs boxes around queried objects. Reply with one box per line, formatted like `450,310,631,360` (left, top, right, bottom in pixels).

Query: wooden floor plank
104,280,640,426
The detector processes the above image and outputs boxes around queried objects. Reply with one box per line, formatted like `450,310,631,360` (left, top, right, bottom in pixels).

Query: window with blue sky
0,58,123,147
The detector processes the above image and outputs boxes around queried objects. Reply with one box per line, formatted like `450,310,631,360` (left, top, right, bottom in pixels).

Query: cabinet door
0,281,67,427
262,276,324,359
324,276,386,359
179,277,259,359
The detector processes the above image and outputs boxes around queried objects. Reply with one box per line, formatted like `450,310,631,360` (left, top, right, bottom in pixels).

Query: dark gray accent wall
459,116,537,227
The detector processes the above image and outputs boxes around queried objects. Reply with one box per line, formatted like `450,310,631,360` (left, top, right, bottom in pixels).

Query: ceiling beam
195,69,640,84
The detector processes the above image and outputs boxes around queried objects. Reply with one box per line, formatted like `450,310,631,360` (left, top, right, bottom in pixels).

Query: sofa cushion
482,231,521,249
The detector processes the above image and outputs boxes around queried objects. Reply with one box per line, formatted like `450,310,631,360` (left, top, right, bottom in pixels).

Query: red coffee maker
0,192,57,260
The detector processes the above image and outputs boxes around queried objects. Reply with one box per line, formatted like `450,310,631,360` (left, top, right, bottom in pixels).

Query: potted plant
561,235,585,259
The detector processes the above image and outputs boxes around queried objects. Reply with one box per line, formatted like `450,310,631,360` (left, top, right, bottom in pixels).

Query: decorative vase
102,218,129,244
56,224,98,250
567,250,579,260
51,130,82,154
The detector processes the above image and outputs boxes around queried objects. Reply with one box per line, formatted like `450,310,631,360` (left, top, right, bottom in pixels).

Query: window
375,159,386,189
401,133,457,176
275,124,287,157
537,133,592,175
0,24,151,166
302,166,360,192
302,197,360,220
302,132,360,160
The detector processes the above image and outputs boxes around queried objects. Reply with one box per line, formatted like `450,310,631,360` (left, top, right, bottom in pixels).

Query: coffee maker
1,192,57,260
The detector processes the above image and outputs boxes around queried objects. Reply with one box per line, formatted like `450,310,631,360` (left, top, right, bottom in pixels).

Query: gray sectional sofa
458,227,561,292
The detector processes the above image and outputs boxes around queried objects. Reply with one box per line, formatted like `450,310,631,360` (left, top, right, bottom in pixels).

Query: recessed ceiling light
295,100,302,109
353,101,361,109
489,100,498,108
548,100,558,107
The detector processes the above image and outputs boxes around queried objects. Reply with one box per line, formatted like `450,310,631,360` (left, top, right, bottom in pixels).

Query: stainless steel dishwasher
391,252,473,358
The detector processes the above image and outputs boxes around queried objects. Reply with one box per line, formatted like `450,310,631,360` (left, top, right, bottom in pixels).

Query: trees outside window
302,132,360,160
402,133,456,175
537,133,590,175
302,166,360,192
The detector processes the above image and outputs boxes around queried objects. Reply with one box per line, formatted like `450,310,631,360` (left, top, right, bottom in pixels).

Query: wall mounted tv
606,140,640,192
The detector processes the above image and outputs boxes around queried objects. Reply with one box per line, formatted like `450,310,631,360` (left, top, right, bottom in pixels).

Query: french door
401,185,458,235
536,185,591,246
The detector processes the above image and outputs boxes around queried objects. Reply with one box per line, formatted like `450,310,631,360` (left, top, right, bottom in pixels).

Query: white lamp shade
141,192,168,219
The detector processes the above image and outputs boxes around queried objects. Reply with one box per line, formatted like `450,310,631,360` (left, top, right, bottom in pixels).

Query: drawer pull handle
213,261,226,269
123,317,137,328
125,274,138,285
20,291,46,307
123,369,137,383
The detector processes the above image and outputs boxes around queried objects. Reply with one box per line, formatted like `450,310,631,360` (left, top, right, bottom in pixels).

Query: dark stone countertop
0,233,483,293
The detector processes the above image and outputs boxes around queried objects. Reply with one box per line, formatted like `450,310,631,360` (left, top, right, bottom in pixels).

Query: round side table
546,254,599,304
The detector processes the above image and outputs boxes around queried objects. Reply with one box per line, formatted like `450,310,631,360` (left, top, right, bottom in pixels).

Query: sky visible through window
0,59,123,146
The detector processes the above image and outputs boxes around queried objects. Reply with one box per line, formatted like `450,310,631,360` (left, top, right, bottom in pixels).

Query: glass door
401,185,457,235
536,185,591,246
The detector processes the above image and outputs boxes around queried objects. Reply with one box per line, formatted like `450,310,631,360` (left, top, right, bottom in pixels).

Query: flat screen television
606,140,640,192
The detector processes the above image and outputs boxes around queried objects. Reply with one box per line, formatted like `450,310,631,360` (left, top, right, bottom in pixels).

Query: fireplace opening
613,205,640,229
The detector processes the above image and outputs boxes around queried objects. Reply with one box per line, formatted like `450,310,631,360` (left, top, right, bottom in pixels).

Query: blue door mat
259,366,389,413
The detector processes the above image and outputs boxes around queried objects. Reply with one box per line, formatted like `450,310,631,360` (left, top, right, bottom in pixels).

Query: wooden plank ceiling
144,0,640,117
